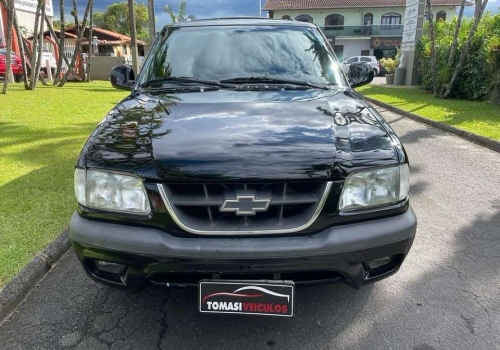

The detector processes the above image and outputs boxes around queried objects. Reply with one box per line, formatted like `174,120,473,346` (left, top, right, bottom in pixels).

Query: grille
157,181,332,235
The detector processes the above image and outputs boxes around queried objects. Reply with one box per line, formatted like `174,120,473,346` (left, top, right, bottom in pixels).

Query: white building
263,0,464,61
1,0,54,48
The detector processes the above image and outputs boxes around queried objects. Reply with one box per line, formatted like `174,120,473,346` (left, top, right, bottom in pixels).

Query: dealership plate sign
199,280,295,317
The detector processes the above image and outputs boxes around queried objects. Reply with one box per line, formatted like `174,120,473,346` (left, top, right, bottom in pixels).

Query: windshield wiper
220,76,332,90
139,77,229,89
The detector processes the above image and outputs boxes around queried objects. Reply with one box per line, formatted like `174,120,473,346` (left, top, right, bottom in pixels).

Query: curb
0,228,71,324
364,96,500,153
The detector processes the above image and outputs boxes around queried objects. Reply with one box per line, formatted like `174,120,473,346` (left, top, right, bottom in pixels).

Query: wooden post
46,60,52,82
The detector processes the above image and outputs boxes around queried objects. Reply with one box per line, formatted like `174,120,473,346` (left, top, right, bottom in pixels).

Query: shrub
417,13,500,101
380,58,397,74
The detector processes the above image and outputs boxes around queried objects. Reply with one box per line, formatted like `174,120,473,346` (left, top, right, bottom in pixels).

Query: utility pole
128,0,140,74
147,0,156,44
258,0,262,17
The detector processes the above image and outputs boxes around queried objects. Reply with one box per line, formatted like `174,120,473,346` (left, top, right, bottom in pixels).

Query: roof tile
264,0,467,10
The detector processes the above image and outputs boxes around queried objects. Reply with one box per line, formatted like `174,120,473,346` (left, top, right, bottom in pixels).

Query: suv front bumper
70,207,417,289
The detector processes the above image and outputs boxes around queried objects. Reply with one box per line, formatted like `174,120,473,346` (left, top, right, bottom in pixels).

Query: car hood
80,88,404,181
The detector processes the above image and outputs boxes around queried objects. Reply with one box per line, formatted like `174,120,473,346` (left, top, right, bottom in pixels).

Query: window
282,15,291,20
295,14,313,23
360,57,371,62
436,11,446,21
360,50,370,56
363,13,373,25
345,57,358,64
325,14,344,30
381,13,402,29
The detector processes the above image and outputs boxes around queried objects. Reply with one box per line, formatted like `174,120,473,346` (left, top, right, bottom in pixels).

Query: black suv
70,18,416,317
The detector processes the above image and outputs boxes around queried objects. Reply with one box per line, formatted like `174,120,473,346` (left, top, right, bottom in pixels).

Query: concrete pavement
0,106,499,350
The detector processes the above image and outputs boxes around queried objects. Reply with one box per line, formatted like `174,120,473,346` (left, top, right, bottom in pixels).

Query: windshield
138,25,347,88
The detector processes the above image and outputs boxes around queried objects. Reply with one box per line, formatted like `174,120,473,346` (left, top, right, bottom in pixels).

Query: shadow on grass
0,121,99,150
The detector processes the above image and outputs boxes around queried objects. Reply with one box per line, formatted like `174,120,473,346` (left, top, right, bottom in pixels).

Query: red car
0,48,23,82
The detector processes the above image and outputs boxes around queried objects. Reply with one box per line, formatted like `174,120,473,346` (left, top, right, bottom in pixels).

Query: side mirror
110,65,135,91
348,62,374,88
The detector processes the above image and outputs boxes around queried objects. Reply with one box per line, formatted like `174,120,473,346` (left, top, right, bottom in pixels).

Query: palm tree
164,1,196,23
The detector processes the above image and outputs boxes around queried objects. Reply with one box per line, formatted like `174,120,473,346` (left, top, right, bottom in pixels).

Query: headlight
339,164,409,212
74,168,151,214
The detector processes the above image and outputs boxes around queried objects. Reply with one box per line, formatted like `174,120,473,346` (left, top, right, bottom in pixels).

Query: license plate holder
199,280,294,317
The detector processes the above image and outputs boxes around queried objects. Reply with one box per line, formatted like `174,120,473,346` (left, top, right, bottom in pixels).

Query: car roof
165,17,316,29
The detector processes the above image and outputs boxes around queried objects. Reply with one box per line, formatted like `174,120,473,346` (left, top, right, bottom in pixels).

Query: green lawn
357,85,500,142
0,82,128,287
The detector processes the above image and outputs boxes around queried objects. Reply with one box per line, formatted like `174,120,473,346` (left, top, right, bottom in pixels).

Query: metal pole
128,0,140,74
258,0,262,17
147,0,156,44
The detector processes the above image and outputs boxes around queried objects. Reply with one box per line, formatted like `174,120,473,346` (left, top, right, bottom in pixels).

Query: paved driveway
1,106,499,350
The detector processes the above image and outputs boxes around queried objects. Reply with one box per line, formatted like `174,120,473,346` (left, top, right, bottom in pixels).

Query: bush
417,13,500,101
380,58,397,74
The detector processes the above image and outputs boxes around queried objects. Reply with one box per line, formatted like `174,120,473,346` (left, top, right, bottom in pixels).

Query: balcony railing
321,25,403,37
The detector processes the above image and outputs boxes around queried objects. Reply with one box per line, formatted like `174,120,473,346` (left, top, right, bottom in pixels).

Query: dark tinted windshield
138,25,347,87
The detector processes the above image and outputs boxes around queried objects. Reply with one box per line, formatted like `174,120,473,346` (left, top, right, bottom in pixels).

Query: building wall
335,38,371,60
273,5,456,60
89,56,127,80
273,6,456,26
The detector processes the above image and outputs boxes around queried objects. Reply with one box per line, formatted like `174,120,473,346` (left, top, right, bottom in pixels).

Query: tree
93,1,150,42
164,1,196,23
59,0,93,87
442,0,489,98
425,0,438,96
447,0,467,66
54,0,66,85
28,0,44,90
1,0,14,94
52,20,73,29
13,9,29,89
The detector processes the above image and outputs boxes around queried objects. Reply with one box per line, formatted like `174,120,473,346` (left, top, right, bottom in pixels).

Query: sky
53,0,499,28
53,0,267,28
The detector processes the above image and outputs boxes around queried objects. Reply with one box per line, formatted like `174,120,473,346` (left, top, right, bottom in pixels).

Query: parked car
70,18,416,317
0,48,23,82
39,46,57,75
341,56,382,75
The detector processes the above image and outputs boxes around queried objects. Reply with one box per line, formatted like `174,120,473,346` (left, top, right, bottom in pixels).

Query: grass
0,81,128,287
357,85,500,142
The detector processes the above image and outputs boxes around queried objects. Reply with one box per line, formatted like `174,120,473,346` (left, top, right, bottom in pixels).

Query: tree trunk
12,9,30,89
474,0,483,18
447,0,466,66
54,0,65,84
86,0,93,82
59,0,93,87
425,0,438,96
1,0,13,94
35,2,48,87
29,0,44,90
443,0,489,98
45,16,71,68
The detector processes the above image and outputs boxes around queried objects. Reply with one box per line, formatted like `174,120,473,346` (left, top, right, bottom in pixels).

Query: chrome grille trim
157,182,333,236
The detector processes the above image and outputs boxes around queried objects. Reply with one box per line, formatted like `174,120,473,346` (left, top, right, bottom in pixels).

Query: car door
359,56,377,73
341,57,358,74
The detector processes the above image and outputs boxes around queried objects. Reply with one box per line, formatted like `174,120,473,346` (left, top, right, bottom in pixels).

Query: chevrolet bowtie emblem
220,195,271,216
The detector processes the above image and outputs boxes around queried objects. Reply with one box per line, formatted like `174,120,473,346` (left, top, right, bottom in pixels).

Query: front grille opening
281,271,342,283
159,181,331,234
